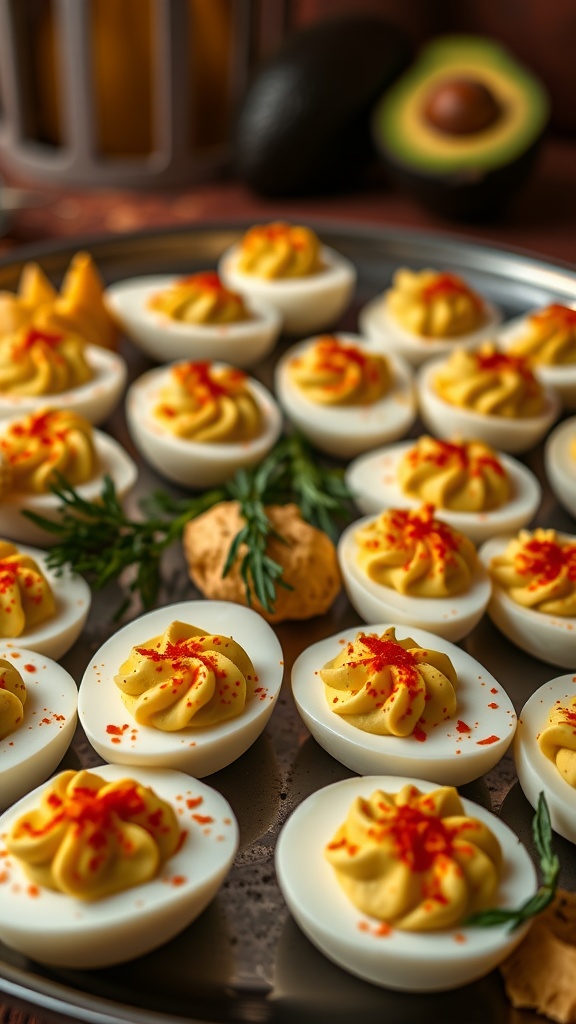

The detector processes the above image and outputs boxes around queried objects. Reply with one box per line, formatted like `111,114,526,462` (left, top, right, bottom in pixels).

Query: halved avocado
373,36,549,221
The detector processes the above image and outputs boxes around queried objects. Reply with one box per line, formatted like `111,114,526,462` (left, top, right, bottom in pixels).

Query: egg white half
78,600,284,777
105,275,282,368
0,763,239,967
275,774,536,991
275,334,416,459
0,429,138,547
499,308,576,411
292,623,516,785
359,292,501,367
0,345,127,426
417,356,561,455
338,514,492,643
0,541,91,660
345,440,541,544
544,415,576,520
478,534,576,669
125,362,282,488
219,244,357,336
0,645,77,810
515,674,576,845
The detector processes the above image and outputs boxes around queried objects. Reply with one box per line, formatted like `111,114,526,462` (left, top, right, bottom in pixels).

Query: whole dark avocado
233,16,411,197
372,36,549,222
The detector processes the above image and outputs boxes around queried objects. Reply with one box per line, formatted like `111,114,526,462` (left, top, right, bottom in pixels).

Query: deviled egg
359,267,501,367
417,342,561,454
218,222,356,335
275,774,536,991
105,271,282,368
0,763,239,967
0,539,90,659
346,436,541,544
125,359,282,488
0,407,137,546
515,675,576,845
478,529,576,669
78,600,284,777
0,325,126,425
274,333,415,459
0,645,77,810
292,622,516,784
544,415,576,520
499,303,576,410
338,504,491,642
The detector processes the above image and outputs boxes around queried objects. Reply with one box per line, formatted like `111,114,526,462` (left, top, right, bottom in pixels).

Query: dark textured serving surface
0,222,575,1024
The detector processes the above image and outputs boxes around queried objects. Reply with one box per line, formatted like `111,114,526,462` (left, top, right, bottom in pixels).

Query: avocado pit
423,77,501,135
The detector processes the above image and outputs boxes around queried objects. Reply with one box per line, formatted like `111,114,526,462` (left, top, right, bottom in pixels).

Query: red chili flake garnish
192,814,214,825
560,708,576,727
421,272,481,308
169,875,187,887
374,922,392,937
378,804,459,873
171,361,247,404
135,638,223,678
514,537,576,585
532,304,576,329
186,796,203,809
488,702,499,709
413,726,427,743
453,932,467,944
474,347,536,384
106,723,129,736
18,327,64,351
406,438,504,478
476,735,500,746
456,720,471,733
23,664,36,673
490,687,498,694
179,271,224,292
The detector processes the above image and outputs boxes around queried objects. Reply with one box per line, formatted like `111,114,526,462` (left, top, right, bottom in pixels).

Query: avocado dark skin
233,16,411,198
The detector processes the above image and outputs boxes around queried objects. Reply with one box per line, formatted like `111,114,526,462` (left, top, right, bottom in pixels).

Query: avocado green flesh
375,36,549,173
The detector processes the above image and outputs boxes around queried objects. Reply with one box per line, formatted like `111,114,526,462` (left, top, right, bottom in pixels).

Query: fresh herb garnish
22,432,351,617
465,792,560,931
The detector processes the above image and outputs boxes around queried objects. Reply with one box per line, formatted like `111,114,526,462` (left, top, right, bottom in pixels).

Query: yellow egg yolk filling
386,268,486,338
114,620,257,731
490,529,576,616
509,305,576,366
149,271,250,325
433,342,545,418
289,335,391,406
236,222,323,279
5,769,182,900
0,658,26,740
0,407,99,494
398,436,510,512
154,361,263,442
355,503,478,597
539,698,576,788
325,784,502,931
0,326,93,397
0,540,56,637
321,626,458,738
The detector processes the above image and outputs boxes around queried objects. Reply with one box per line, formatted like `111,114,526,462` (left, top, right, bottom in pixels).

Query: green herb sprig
465,792,560,932
23,432,351,618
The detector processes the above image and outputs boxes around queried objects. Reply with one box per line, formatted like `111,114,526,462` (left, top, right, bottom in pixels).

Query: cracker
500,890,576,1023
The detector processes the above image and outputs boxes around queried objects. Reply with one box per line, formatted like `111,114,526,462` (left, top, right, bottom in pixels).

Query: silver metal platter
1,221,576,1024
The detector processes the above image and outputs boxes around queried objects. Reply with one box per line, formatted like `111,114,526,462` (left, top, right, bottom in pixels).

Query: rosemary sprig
22,433,352,617
465,792,560,932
